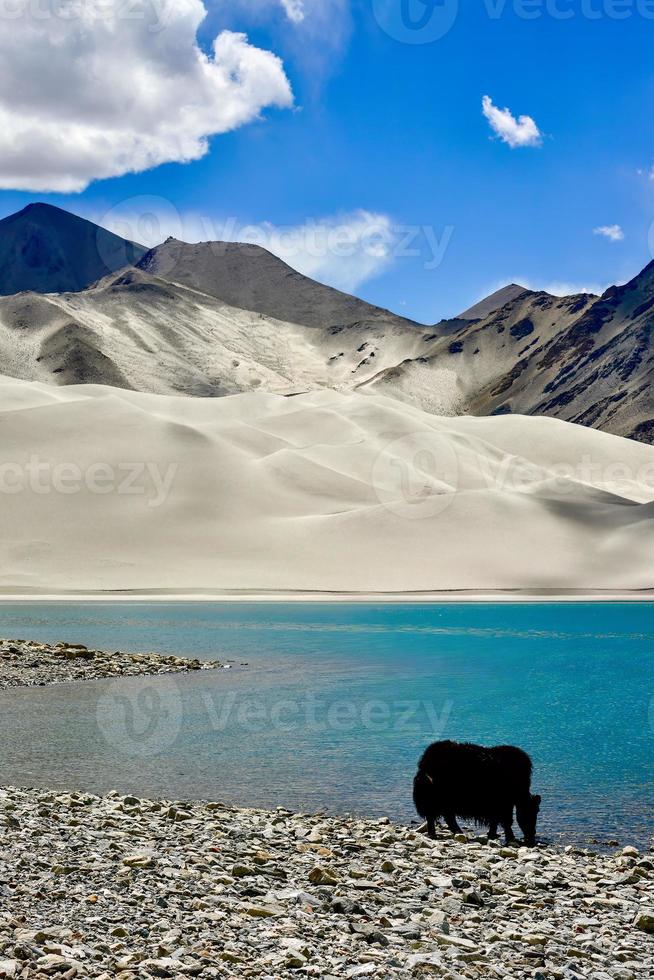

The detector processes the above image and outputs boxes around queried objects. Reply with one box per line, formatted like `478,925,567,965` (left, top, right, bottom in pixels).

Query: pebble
635,910,654,934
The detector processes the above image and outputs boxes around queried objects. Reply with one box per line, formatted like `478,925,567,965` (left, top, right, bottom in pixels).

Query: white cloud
537,280,608,297
279,0,305,21
593,224,625,242
260,210,395,292
482,96,542,149
97,200,396,292
228,0,351,83
0,0,293,193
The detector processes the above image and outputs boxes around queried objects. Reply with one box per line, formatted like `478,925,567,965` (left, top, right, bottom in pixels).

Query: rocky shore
0,786,652,979
0,639,225,690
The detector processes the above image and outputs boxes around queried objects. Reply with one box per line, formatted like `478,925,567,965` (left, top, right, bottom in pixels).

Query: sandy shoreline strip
0,590,653,603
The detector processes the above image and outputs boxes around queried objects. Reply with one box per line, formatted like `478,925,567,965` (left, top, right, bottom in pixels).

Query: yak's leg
444,813,462,835
501,809,517,844
426,816,437,840
487,821,499,840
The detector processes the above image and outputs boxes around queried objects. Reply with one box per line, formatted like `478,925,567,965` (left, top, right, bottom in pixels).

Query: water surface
0,602,652,847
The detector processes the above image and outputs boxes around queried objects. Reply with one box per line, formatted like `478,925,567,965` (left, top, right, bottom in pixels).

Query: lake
0,601,652,847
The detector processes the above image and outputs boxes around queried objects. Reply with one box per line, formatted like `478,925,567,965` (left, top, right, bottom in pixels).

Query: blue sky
1,0,654,322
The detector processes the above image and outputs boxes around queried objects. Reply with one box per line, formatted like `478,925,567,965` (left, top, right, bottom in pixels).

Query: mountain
362,288,596,415
364,266,654,442
0,377,652,593
0,267,438,396
0,204,652,443
459,283,531,320
136,238,424,331
0,203,146,296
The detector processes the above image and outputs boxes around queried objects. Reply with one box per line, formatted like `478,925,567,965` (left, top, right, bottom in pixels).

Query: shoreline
1,589,654,603
0,784,652,978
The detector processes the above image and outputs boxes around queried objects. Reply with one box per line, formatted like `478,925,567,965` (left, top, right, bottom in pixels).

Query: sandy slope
0,269,438,397
0,376,652,594
363,291,596,417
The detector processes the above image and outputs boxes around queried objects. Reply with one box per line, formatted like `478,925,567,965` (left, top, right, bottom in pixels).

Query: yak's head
516,793,541,847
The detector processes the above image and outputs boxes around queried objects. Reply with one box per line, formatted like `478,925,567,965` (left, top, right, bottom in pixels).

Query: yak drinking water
413,740,541,846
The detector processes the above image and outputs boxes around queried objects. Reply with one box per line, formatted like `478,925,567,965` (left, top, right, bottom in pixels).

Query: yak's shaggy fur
413,740,541,845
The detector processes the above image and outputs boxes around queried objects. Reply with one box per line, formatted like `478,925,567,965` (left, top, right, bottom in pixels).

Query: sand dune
0,376,652,594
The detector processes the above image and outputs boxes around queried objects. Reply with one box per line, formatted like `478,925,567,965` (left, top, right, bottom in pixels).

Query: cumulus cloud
0,0,293,193
593,225,625,242
98,200,395,292
482,96,542,149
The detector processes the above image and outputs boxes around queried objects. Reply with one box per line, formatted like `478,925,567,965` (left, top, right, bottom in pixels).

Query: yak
413,740,541,846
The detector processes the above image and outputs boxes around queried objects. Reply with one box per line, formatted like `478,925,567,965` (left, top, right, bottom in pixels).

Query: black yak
413,740,541,846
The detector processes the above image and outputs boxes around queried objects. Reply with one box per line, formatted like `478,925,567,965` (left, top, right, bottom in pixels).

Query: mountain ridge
363,266,654,441
458,283,531,320
136,237,425,332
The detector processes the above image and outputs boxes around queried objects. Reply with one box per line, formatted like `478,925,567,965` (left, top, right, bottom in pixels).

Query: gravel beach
0,639,225,690
0,787,653,979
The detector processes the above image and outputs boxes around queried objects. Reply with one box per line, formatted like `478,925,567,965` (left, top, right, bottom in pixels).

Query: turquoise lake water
0,602,652,847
